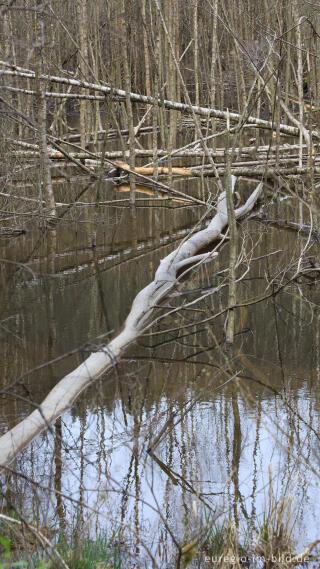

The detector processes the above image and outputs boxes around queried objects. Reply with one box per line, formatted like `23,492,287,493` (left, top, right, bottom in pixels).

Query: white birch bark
0,181,262,468
1,63,314,138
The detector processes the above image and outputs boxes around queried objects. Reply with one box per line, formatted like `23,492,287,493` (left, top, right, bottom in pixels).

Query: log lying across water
10,141,320,160
114,161,193,177
0,179,262,468
2,61,319,139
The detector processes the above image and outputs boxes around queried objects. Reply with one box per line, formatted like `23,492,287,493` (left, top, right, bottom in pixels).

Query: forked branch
0,179,262,468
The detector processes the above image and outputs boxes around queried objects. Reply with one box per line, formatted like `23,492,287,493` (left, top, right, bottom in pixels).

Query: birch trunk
293,4,304,167
1,64,316,139
0,181,263,468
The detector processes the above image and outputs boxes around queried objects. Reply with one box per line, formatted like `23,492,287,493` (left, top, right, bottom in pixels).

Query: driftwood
0,178,262,468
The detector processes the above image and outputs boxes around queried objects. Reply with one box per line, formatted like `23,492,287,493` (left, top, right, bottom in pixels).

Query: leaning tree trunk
0,180,262,468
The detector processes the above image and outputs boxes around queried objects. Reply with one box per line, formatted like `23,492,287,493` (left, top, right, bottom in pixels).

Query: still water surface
1,173,320,565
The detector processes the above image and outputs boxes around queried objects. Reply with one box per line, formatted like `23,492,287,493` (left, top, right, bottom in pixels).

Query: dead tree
0,180,262,467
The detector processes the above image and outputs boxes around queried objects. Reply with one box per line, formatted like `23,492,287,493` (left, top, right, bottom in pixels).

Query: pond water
1,158,320,566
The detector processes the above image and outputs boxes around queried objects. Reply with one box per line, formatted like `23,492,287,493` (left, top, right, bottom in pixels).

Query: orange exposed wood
288,96,320,113
115,161,193,176
116,184,190,204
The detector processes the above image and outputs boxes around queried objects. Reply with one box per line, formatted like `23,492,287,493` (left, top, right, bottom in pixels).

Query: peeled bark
0,180,262,468
114,161,193,176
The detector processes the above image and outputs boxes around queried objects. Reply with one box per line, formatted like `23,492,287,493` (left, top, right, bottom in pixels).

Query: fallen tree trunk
191,165,320,177
0,179,262,468
114,161,193,177
9,140,320,160
2,62,318,139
